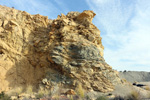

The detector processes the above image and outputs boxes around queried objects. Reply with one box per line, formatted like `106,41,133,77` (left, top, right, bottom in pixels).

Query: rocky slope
0,5,122,93
119,71,150,83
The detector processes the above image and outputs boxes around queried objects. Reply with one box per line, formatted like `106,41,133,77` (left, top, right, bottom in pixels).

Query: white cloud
86,0,150,71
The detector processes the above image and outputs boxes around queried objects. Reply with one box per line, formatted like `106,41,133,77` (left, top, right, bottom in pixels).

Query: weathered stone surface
0,5,51,92
65,89,76,95
0,5,122,93
47,9,122,92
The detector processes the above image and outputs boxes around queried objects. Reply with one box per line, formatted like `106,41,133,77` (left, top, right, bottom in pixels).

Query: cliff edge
0,5,122,93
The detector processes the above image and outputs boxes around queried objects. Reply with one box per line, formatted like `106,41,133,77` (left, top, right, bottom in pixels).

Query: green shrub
0,91,10,100
85,95,90,100
96,96,108,100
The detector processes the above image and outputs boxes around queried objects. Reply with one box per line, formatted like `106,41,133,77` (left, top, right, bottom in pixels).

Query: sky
0,0,150,71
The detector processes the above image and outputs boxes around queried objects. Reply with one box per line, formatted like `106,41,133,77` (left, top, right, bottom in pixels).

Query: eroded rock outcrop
0,5,122,93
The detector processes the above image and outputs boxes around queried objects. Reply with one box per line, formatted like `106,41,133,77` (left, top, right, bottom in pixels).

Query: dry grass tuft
145,86,150,91
15,87,23,95
36,87,45,99
122,79,127,83
7,86,23,96
146,91,150,99
36,91,44,99
26,85,33,94
75,83,84,98
127,90,141,100
36,86,52,99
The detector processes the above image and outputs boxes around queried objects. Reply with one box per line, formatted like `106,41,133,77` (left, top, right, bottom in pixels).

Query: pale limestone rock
10,20,19,26
2,20,8,28
0,5,122,93
10,96,18,100
30,95,36,99
88,35,95,42
0,20,3,26
76,10,96,24
62,19,70,24
65,89,76,95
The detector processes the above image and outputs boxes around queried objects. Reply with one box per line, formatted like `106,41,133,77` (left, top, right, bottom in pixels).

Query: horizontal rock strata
0,5,122,93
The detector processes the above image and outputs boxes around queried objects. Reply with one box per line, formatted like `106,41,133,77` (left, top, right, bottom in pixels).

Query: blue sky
0,0,150,71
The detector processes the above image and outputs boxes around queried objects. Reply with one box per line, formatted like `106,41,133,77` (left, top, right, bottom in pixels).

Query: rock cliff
0,5,122,93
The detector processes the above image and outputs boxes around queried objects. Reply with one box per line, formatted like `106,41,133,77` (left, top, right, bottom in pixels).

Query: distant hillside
119,71,150,83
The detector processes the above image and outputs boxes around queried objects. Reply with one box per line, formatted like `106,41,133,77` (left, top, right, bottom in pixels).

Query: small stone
107,94,115,99
62,19,69,24
30,95,36,99
2,20,8,28
88,35,95,42
65,89,76,95
10,96,18,100
19,93,30,98
10,20,19,26
42,78,48,84
61,13,66,18
0,20,3,26
133,82,137,85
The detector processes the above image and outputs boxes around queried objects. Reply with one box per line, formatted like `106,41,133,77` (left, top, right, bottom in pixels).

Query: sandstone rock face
0,5,121,93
